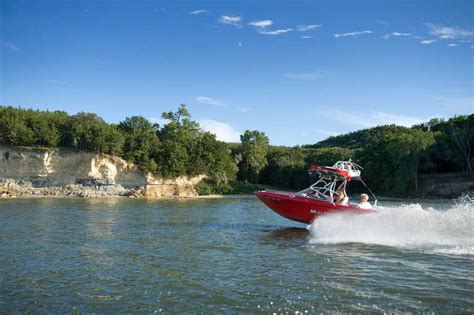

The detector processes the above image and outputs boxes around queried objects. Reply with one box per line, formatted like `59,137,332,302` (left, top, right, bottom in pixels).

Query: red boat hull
255,190,368,224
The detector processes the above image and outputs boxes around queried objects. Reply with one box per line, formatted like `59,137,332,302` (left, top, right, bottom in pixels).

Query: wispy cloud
426,23,473,40
46,80,72,87
190,9,208,15
195,96,225,106
218,15,242,28
334,30,373,38
283,72,322,81
3,42,23,54
302,35,312,39
198,119,241,142
321,109,427,128
430,95,473,111
420,39,436,45
237,107,249,112
382,32,412,40
258,28,293,35
249,19,273,28
448,43,458,47
370,111,426,127
296,24,321,32
376,19,389,26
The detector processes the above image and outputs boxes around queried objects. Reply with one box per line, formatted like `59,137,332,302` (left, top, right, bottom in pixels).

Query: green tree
305,147,354,167
425,115,473,173
118,116,160,172
63,112,124,154
238,130,269,183
357,127,435,194
0,107,35,145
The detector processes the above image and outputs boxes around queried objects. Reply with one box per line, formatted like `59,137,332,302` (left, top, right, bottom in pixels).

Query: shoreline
0,193,257,200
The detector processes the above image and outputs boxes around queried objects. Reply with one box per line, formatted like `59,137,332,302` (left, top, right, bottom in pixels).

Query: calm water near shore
0,197,473,313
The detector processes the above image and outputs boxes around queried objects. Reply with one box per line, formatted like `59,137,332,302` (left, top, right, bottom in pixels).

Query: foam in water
309,195,474,256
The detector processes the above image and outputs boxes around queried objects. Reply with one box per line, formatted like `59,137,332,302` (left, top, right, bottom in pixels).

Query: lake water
0,197,473,313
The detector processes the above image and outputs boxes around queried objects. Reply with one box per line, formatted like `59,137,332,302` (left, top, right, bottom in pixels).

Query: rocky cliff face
0,145,203,198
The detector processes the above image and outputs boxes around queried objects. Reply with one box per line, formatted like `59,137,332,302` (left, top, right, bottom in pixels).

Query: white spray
309,195,474,256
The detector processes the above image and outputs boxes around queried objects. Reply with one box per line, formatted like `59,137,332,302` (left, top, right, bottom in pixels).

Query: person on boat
334,189,349,205
357,193,372,209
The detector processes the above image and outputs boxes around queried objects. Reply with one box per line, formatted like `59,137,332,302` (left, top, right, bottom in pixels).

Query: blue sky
1,0,473,145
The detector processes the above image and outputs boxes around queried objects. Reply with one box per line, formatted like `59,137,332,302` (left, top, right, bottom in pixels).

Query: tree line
0,105,236,187
260,115,473,195
0,105,472,196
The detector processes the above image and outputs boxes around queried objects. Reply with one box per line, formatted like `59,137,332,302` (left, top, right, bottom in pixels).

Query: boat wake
309,195,474,256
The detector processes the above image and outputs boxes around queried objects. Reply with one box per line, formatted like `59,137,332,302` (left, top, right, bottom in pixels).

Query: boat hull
255,190,367,224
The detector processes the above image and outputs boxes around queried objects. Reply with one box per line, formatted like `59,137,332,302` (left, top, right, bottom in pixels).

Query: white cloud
296,24,321,32
283,73,322,81
382,32,412,39
370,111,425,127
448,43,458,47
198,119,241,142
334,30,373,38
237,107,249,112
420,39,436,45
4,42,23,54
320,109,427,128
148,117,168,126
218,15,242,27
195,96,225,106
258,28,293,35
302,35,312,39
190,9,207,15
249,19,273,28
426,23,473,40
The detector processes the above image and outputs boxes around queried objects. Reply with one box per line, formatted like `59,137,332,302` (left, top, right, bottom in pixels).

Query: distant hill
305,125,410,150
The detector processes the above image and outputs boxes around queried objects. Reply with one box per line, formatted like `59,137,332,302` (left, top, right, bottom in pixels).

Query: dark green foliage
237,130,269,183
305,147,354,166
259,146,308,190
415,115,474,173
0,105,470,196
195,180,214,195
0,106,68,147
118,116,159,172
258,146,354,191
0,105,237,185
63,112,125,155
355,127,435,195
196,179,264,195
307,125,409,150
156,106,236,181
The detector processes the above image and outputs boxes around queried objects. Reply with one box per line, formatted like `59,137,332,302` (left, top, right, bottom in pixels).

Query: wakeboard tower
255,160,379,224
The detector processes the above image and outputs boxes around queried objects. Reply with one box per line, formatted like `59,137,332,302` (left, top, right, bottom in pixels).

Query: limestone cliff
0,145,204,198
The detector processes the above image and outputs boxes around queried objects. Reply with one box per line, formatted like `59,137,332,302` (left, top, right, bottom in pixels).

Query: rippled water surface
0,197,473,313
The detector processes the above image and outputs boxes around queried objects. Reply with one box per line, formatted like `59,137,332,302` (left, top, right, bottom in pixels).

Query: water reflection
270,227,310,241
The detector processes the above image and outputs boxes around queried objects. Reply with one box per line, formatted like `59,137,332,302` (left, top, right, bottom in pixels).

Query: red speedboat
255,161,376,224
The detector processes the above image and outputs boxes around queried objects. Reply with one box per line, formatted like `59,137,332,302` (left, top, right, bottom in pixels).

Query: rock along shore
0,145,204,199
